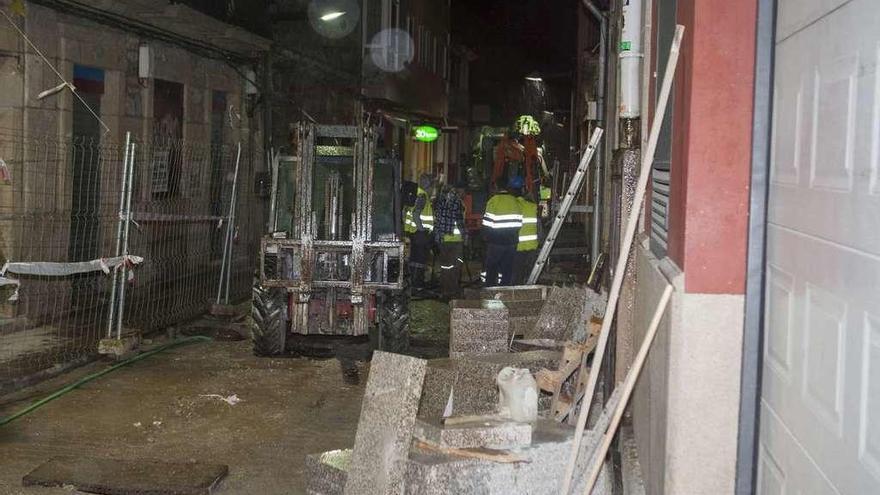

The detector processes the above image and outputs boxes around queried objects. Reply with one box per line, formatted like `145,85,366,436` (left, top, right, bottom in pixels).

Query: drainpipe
582,0,606,266
619,0,643,120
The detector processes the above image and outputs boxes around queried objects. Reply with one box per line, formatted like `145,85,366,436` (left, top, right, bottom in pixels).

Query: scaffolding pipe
107,132,132,338
583,0,607,266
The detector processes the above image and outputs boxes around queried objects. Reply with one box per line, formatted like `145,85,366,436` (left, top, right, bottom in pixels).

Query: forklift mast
259,123,405,337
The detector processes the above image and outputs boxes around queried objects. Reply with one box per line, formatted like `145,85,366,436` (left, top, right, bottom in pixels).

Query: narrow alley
0,0,877,494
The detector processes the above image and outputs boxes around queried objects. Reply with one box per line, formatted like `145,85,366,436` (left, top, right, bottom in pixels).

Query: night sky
451,0,579,124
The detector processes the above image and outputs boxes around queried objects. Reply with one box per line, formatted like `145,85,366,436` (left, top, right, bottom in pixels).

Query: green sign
620,41,632,51
413,125,439,142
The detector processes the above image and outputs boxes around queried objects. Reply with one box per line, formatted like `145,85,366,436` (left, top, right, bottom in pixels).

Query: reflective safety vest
540,186,552,201
482,192,522,245
404,187,434,234
517,197,539,251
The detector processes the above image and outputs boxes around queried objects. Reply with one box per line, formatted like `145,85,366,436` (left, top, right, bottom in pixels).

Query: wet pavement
0,299,450,494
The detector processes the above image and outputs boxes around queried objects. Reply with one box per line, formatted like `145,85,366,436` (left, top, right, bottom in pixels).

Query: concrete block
344,351,427,495
97,333,140,359
208,303,237,317
449,299,509,357
414,417,532,450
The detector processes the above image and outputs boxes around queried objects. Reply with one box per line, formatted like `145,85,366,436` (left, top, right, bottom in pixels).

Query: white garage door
760,0,880,494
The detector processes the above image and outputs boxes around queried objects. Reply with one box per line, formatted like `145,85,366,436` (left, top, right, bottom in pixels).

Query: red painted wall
648,0,756,294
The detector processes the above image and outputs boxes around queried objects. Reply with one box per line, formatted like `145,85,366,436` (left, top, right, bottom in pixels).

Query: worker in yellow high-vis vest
481,176,523,287
514,189,540,285
403,174,434,288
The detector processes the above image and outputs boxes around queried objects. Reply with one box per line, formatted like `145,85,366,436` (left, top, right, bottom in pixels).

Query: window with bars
650,0,677,256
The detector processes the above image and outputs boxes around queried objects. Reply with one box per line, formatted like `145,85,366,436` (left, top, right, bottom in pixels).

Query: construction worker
404,173,435,288
433,183,466,299
514,189,540,285
481,176,523,286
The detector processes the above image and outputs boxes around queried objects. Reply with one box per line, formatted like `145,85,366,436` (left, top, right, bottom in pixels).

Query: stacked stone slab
306,390,622,495
463,286,549,338
417,350,561,420
414,417,532,450
449,299,509,357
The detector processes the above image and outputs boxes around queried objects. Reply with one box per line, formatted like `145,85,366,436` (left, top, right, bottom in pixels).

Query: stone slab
414,418,532,450
449,299,509,357
344,351,427,495
22,456,228,495
305,450,350,495
476,285,550,301
417,351,561,420
527,286,605,341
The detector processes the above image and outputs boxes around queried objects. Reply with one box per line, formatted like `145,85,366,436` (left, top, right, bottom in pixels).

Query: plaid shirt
433,192,465,241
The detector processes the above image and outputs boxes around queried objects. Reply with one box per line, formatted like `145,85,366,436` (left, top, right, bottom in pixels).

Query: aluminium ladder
526,127,604,285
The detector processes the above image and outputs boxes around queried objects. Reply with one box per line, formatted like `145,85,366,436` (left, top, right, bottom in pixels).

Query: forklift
252,123,409,359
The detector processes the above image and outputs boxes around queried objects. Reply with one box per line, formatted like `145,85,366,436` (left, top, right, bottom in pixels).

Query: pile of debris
306,284,615,495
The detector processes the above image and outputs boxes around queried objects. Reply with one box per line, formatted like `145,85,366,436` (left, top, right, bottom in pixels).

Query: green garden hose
0,335,213,427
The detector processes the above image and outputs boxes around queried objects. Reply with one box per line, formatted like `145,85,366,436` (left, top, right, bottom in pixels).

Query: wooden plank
581,285,673,494
414,440,529,464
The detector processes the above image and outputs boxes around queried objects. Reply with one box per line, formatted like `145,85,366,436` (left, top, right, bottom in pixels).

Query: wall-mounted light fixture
525,72,543,82
320,11,346,21
138,43,152,80
245,68,258,95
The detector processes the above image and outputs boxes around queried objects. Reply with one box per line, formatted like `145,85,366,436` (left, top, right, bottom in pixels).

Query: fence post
115,142,136,340
107,132,132,338
216,142,241,305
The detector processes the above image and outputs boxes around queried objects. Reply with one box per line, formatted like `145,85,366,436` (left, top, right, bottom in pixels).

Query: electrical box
585,101,598,121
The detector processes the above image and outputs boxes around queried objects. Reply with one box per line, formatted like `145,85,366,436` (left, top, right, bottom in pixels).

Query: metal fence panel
0,129,262,389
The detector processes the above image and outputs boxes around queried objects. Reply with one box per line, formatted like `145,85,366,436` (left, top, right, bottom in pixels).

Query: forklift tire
377,286,410,354
251,285,288,356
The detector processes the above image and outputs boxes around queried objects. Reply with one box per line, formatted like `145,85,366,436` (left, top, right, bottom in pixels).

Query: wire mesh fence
0,128,263,388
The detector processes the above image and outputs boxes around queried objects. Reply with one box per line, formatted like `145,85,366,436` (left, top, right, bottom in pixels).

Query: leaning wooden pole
581,284,673,494
559,24,684,495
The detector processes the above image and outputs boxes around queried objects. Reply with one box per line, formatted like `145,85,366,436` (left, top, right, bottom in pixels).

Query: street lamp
525,72,543,82
320,11,346,21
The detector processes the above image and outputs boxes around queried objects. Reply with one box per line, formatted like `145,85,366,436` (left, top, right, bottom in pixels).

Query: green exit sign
413,125,439,142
